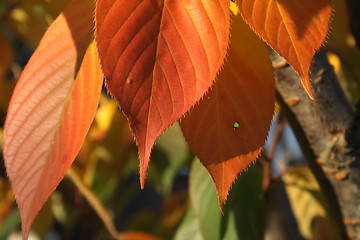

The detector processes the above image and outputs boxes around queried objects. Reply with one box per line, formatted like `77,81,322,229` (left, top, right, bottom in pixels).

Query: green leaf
222,165,264,240
174,207,203,240
176,159,264,240
0,210,21,239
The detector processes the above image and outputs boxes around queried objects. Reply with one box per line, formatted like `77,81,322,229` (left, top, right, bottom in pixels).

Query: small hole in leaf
233,122,240,130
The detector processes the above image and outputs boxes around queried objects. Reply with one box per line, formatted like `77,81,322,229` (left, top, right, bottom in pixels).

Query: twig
261,115,287,191
267,115,287,161
66,168,126,240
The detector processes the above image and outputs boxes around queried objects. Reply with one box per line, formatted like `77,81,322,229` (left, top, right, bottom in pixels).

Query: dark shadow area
264,180,305,240
346,0,360,47
277,0,330,38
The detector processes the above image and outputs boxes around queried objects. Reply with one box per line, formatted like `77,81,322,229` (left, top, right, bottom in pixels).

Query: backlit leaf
95,0,230,187
180,4,274,208
3,0,99,237
186,159,222,240
236,0,332,98
283,167,341,240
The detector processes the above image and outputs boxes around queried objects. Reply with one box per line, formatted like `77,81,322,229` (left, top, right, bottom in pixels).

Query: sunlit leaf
95,0,230,187
180,4,274,208
283,167,341,240
236,0,332,98
3,0,99,237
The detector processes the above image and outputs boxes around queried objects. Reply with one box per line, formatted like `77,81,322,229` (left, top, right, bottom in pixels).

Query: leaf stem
66,168,125,240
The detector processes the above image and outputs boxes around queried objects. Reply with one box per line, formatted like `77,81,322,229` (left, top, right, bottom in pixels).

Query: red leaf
236,0,332,98
3,0,99,237
180,4,275,209
95,0,230,186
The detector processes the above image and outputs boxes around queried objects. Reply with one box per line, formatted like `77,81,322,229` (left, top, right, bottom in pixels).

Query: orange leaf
180,5,275,209
3,0,99,238
236,0,332,98
123,231,160,240
95,0,230,187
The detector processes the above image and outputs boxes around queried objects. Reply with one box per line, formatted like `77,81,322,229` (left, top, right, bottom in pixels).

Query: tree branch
272,49,360,239
66,168,125,240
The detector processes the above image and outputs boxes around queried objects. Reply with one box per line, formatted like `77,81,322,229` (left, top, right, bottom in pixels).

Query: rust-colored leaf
236,0,332,98
180,4,275,208
3,0,99,238
95,0,230,186
123,231,161,240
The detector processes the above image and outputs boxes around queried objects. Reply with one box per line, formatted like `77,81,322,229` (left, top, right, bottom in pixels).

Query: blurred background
0,0,359,239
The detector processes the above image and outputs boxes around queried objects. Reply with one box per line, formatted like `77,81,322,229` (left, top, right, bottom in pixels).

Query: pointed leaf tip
139,160,148,189
95,0,231,185
3,0,99,236
181,4,275,208
236,0,332,98
303,79,315,100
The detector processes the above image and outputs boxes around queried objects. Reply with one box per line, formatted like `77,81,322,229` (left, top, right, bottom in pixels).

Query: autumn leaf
123,231,161,240
236,0,332,98
180,3,275,208
3,0,100,238
95,0,230,187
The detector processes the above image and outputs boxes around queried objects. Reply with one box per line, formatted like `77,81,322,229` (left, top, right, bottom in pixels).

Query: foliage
1,0,358,239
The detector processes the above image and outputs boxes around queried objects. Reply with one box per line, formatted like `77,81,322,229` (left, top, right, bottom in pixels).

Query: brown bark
272,49,360,240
